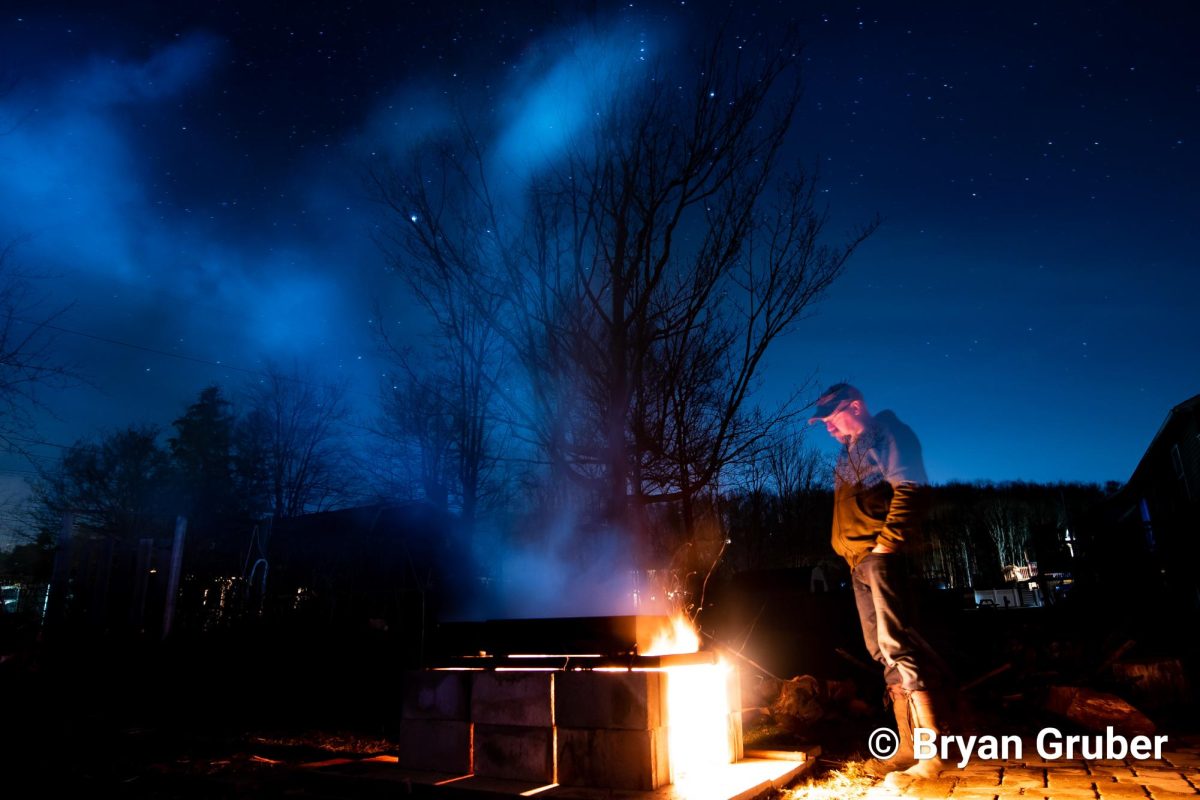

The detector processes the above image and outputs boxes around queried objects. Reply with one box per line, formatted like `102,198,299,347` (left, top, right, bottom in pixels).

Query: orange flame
639,614,737,784
643,613,701,656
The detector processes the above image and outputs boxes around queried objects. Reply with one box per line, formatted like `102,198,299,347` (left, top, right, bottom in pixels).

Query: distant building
1002,563,1038,584
974,586,1040,608
1109,393,1200,606
262,501,463,629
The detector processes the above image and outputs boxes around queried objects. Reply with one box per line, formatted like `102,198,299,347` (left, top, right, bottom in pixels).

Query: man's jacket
830,410,930,569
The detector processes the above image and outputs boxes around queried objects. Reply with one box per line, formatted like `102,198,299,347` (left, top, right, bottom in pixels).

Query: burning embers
642,613,702,656
399,614,741,791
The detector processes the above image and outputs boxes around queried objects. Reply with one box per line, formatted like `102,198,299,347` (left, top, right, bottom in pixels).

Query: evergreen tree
169,386,244,562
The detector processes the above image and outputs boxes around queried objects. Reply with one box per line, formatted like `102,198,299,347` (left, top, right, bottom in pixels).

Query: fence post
162,516,188,639
44,512,75,629
131,538,154,633
91,537,115,628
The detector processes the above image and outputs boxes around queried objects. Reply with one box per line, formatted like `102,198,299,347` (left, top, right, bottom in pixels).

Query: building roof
1125,392,1200,487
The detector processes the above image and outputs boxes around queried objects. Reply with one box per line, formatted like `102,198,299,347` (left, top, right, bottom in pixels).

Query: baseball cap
808,382,863,422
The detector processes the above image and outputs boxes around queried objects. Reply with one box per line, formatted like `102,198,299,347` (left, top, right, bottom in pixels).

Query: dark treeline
2,365,357,583
722,479,1110,591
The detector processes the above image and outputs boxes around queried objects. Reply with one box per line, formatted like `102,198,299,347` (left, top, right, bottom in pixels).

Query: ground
5,596,1199,798
788,743,1200,800
747,685,1200,800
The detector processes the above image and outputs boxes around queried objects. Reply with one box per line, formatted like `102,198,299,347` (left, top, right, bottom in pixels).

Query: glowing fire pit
399,614,742,791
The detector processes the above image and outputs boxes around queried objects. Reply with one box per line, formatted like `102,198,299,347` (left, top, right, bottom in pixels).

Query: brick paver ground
849,739,1200,799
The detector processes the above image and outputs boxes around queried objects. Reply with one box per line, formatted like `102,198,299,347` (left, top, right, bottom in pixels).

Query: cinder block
401,670,470,720
557,727,669,790
556,671,665,730
661,664,743,762
396,719,472,774
728,709,744,761
471,672,554,727
473,724,554,783
724,666,743,761
725,665,742,713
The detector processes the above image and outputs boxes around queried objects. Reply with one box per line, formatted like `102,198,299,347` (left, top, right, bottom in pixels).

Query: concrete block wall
396,718,473,773
473,723,556,783
399,665,741,790
555,670,671,790
471,672,554,727
402,670,470,720
556,670,666,730
398,671,473,773
557,726,670,790
471,673,555,782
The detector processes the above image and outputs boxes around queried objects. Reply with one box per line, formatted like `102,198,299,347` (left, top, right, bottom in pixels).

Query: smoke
491,25,655,183
0,9,695,609
0,33,223,273
0,31,356,365
68,32,225,106
0,11,674,386
363,18,667,208
446,505,662,621
364,19,684,621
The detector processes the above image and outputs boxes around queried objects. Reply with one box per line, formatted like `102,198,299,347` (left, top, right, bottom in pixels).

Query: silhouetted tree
721,479,1106,587
36,425,173,541
1,83,78,456
0,530,54,582
371,149,512,528
375,33,875,554
373,372,454,509
240,364,354,521
0,242,79,455
722,424,831,571
921,481,1105,588
169,385,244,557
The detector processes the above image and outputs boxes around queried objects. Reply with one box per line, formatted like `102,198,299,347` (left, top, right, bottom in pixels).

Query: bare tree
375,34,875,551
0,241,78,455
374,370,456,510
369,316,510,527
763,425,828,499
978,494,1033,573
36,425,172,541
240,364,354,521
1,80,77,456
371,136,515,528
721,423,831,571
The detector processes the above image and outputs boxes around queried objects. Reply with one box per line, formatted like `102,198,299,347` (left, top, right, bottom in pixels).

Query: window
1172,443,1193,500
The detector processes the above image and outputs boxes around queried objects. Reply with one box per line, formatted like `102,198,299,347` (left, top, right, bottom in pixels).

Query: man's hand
871,542,896,554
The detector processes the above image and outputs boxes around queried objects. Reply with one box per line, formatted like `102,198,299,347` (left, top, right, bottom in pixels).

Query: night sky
0,0,1197,503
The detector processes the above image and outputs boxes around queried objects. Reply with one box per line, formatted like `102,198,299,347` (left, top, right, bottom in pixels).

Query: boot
862,685,915,777
884,690,945,787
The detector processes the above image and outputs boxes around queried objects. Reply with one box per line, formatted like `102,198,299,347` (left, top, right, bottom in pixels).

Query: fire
642,613,702,656
665,660,736,785
641,614,737,785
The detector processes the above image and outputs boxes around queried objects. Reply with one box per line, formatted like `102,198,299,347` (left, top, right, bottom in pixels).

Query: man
809,382,945,783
